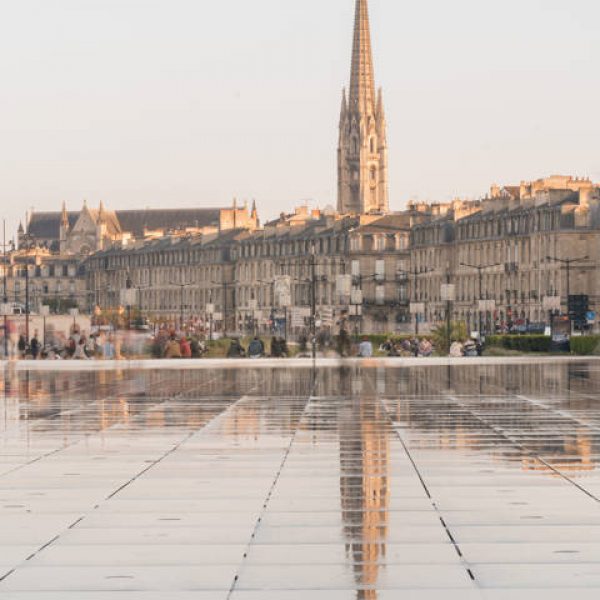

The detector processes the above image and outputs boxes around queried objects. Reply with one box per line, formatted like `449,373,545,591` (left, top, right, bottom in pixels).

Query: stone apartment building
84,206,415,336
411,176,600,333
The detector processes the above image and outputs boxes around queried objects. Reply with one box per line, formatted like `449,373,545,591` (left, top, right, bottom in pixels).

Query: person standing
30,332,41,360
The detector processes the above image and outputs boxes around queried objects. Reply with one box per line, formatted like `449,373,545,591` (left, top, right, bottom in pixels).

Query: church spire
349,0,376,114
338,0,389,215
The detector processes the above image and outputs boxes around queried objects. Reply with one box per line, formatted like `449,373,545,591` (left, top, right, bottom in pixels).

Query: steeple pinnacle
349,0,376,114
338,0,389,215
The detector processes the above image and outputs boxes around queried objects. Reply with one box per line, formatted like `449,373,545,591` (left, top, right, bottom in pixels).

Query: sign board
350,288,363,305
278,293,292,308
206,303,215,315
543,296,561,311
120,288,137,307
320,307,334,326
290,307,310,328
212,312,223,321
586,311,596,324
336,275,352,300
40,305,50,317
410,302,425,315
349,304,362,316
478,299,496,312
440,284,456,302
69,308,79,318
0,303,12,317
274,276,291,297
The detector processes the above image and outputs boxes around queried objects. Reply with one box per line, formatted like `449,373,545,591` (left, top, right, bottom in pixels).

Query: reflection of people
358,337,373,358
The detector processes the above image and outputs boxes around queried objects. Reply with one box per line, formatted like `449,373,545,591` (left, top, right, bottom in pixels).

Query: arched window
370,137,375,153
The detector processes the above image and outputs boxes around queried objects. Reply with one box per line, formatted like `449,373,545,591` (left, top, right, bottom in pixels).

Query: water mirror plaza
0,360,599,599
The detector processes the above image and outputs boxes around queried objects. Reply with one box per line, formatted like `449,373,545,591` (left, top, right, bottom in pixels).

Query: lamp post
170,281,194,330
19,233,37,343
546,254,589,331
2,219,9,357
410,266,434,336
460,262,501,339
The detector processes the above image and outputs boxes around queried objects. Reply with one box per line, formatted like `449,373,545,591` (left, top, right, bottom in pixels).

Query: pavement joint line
448,394,600,505
0,373,179,480
516,394,600,435
379,395,479,588
0,373,241,586
226,368,319,599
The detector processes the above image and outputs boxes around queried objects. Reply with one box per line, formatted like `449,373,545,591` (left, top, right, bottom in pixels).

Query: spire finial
349,0,376,113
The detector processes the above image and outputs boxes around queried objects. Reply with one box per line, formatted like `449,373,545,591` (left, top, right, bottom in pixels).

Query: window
351,260,360,277
374,235,385,252
376,285,385,305
375,260,385,282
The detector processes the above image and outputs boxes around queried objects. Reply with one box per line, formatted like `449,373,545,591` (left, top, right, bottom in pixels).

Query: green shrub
486,335,551,353
570,336,600,356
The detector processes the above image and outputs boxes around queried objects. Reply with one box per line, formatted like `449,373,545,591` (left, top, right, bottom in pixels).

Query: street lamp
545,255,589,305
546,255,589,331
460,262,502,338
169,280,194,329
409,266,434,336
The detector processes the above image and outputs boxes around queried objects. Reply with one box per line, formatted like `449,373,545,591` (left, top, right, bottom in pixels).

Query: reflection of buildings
339,398,390,597
382,362,600,474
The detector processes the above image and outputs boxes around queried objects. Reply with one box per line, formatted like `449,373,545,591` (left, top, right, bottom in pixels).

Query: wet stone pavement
1,361,600,598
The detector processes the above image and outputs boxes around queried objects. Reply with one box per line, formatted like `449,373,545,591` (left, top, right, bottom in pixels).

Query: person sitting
418,339,433,357
271,336,283,358
180,337,192,358
278,337,289,357
164,336,182,359
449,341,463,357
227,338,245,358
358,337,373,358
248,336,265,358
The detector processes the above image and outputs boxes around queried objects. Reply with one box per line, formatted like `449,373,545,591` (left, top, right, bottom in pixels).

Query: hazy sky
1,0,600,237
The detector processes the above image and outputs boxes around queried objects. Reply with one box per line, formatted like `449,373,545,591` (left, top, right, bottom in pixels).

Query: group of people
450,339,484,357
380,338,434,358
7,328,119,360
153,329,207,359
226,336,289,359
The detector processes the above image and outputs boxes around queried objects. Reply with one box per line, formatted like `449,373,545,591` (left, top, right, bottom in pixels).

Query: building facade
83,208,414,336
411,176,600,333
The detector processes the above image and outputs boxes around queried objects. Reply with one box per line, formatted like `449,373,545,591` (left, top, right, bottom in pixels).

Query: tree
431,321,468,354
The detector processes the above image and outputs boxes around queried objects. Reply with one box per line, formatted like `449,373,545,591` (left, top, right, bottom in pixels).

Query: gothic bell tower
338,0,389,215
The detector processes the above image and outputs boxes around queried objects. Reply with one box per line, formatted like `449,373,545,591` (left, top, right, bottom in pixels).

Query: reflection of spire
339,391,389,596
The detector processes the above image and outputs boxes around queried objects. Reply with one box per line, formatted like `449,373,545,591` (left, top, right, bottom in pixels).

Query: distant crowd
1,323,484,361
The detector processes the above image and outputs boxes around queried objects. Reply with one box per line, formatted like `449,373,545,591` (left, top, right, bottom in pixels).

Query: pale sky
1,0,600,238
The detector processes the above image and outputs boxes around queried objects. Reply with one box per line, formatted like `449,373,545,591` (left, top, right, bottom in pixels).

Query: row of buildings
3,173,599,336
2,1,599,336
